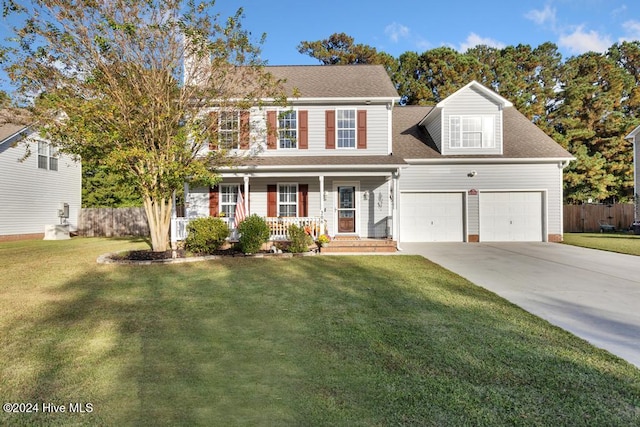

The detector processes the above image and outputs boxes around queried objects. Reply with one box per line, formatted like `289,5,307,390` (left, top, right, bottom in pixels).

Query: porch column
393,169,401,250
319,175,325,218
243,175,250,214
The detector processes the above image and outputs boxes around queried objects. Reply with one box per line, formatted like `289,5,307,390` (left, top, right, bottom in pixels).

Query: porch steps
320,239,397,253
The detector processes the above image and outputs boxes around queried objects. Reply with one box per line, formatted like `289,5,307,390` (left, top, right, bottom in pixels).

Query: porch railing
171,216,324,243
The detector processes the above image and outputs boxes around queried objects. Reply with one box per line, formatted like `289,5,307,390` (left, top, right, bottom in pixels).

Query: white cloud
525,4,557,29
459,33,506,52
558,26,612,54
620,20,640,42
384,22,410,43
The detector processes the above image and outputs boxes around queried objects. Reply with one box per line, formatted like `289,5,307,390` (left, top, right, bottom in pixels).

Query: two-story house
175,65,573,248
0,116,82,241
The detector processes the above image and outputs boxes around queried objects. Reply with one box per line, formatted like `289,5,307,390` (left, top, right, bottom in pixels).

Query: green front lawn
1,238,639,426
563,232,640,256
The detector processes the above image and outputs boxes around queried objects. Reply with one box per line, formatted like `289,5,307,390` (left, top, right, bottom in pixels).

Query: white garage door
400,192,464,242
480,192,543,242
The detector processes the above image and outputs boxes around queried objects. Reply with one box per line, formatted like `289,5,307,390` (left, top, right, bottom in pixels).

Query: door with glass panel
337,186,356,233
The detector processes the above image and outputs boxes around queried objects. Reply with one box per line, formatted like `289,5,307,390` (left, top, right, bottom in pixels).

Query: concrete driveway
401,242,640,368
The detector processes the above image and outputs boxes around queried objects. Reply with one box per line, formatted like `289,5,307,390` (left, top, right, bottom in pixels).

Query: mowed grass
563,232,640,256
1,238,639,426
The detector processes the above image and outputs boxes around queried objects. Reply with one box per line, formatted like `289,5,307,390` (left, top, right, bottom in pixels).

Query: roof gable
419,81,513,126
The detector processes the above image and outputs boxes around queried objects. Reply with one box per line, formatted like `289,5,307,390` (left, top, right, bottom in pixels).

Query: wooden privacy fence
563,204,635,233
78,207,149,237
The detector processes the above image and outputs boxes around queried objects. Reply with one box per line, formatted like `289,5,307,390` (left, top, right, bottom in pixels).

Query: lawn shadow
2,255,639,426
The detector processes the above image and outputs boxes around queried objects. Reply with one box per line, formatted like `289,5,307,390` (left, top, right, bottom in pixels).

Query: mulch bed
113,248,279,261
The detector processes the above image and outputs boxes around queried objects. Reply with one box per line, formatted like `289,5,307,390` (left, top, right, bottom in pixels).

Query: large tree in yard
3,0,285,251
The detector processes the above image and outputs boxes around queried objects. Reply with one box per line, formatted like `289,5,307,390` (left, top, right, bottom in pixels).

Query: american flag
234,190,246,228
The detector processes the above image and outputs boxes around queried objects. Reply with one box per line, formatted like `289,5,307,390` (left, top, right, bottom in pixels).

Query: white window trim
277,183,299,217
219,184,241,218
278,109,298,150
218,110,240,150
336,108,357,149
449,115,495,149
37,140,58,171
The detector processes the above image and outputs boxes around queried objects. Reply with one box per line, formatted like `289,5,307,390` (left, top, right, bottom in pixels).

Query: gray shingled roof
393,105,573,160
266,65,400,99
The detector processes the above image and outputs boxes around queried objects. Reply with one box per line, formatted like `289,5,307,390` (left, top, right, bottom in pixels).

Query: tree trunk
143,196,173,252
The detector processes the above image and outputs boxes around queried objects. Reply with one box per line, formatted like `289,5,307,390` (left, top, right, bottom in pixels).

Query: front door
337,186,356,233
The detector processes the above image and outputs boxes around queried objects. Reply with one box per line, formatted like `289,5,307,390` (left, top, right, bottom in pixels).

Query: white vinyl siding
400,163,564,241
440,85,503,155
0,136,81,236
248,105,390,156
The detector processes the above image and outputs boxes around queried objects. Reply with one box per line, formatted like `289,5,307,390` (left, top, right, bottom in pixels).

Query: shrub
185,217,230,254
287,224,314,253
238,214,270,254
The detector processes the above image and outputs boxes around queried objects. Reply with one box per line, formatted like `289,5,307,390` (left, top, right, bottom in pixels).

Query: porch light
323,190,328,201
363,191,369,200
468,170,477,177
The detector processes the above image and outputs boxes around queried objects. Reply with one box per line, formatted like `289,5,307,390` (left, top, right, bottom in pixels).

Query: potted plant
317,234,331,247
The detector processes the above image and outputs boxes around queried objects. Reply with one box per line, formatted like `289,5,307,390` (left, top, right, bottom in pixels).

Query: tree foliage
297,33,384,65
3,0,286,251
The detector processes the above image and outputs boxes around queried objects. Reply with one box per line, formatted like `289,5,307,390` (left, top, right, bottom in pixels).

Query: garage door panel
480,192,542,242
401,193,464,242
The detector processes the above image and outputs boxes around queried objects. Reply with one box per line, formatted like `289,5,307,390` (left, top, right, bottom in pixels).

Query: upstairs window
337,109,356,148
219,111,240,150
38,141,58,171
450,116,495,149
278,110,297,149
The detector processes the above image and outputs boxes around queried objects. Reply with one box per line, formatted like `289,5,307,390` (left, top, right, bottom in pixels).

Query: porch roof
220,155,405,172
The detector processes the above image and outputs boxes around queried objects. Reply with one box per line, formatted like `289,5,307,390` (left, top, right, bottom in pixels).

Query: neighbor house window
278,184,298,217
278,110,297,149
219,111,240,150
219,184,240,218
337,109,356,148
450,115,495,148
37,141,58,171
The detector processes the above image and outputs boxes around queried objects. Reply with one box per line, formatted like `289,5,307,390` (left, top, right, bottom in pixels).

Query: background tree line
299,33,640,204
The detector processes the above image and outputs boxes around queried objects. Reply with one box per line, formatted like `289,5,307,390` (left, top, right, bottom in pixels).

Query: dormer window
450,115,495,149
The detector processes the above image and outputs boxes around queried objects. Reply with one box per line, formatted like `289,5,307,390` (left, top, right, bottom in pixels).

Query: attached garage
400,192,464,242
479,191,544,242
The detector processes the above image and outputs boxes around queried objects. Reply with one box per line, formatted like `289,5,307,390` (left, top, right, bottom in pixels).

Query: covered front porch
170,166,402,249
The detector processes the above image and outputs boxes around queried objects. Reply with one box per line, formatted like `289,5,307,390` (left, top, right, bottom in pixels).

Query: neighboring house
624,126,640,222
175,65,573,247
0,117,81,241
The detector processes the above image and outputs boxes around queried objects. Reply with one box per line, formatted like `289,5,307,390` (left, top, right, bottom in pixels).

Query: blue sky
1,0,639,94
223,0,640,64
